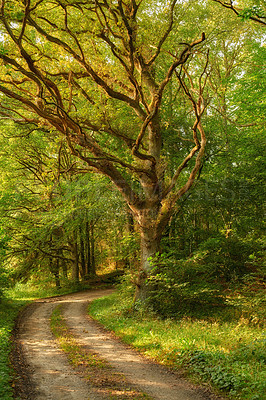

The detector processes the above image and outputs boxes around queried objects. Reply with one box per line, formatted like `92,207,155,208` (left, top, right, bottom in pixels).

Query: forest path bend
12,289,224,400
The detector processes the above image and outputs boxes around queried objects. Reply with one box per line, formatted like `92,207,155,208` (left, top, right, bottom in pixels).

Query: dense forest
0,0,264,304
0,1,265,399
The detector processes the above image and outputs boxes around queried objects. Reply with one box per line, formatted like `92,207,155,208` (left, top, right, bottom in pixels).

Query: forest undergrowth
0,264,265,400
0,298,29,400
88,285,265,400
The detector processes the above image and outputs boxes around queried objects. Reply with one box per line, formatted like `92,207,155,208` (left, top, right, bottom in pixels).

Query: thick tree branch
147,0,177,66
132,33,206,161
211,0,266,25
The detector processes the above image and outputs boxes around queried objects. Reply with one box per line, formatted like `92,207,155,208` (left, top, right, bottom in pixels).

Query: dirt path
12,289,224,400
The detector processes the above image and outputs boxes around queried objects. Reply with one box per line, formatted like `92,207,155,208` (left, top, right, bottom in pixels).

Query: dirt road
11,289,224,400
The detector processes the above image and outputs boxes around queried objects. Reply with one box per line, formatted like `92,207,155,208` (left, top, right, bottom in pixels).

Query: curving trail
12,289,224,400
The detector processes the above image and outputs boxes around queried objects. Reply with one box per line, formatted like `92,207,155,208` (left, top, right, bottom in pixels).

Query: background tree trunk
70,239,79,283
90,222,96,276
79,226,86,280
85,221,91,277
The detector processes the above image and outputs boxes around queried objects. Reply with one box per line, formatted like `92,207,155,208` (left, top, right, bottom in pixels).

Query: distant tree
0,123,125,285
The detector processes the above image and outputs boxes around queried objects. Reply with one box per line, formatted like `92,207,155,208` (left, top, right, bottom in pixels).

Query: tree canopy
0,0,264,300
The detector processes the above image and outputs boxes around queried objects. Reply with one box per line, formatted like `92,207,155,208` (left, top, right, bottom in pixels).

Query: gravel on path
11,289,225,400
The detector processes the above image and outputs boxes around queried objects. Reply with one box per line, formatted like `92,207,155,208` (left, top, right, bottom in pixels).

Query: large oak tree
0,0,228,298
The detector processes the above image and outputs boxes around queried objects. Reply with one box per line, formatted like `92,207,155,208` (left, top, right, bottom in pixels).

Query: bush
0,267,10,302
195,235,263,282
0,232,10,302
145,253,226,317
145,235,264,318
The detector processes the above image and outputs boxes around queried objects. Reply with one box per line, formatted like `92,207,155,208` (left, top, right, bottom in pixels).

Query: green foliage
0,230,10,300
238,5,265,21
145,234,264,318
144,252,225,318
0,44,8,56
0,299,28,399
184,342,266,398
0,122,128,285
194,235,263,281
0,267,9,301
0,0,264,297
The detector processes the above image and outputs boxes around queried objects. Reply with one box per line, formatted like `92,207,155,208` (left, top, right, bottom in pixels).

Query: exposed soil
11,289,225,400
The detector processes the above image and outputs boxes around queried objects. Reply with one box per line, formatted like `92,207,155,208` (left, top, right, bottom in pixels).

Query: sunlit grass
6,281,90,300
0,298,29,400
88,292,266,400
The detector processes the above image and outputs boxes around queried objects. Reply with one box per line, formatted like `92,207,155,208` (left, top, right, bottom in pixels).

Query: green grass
88,292,266,400
50,306,110,370
0,298,29,400
7,281,91,300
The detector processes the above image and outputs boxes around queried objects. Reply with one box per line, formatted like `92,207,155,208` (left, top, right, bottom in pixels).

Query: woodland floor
11,289,225,400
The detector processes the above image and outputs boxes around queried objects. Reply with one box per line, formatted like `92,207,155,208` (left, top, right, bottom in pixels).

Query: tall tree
0,0,259,298
0,121,125,285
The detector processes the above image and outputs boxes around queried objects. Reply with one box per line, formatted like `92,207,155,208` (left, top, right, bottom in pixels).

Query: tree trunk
70,240,79,283
49,256,61,289
85,220,91,277
79,226,86,280
126,209,134,233
134,231,161,302
54,259,61,289
48,236,61,289
62,260,68,279
134,204,162,302
90,222,96,276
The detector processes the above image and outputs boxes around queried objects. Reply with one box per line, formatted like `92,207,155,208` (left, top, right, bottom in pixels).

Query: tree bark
79,226,86,280
70,240,79,283
54,259,61,289
133,203,162,302
85,220,91,277
90,222,96,276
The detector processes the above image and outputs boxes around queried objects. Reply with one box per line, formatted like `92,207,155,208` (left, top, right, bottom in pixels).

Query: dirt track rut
12,289,224,400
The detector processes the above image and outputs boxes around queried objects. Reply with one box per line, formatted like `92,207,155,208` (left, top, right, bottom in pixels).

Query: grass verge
50,305,152,400
6,281,92,300
88,292,266,400
0,298,29,400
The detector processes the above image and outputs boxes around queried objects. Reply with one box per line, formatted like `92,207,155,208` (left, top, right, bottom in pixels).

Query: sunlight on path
15,290,222,400
62,291,221,400
19,301,102,400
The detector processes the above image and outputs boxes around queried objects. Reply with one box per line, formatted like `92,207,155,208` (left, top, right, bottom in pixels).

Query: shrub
0,267,10,302
0,233,10,302
145,253,226,317
195,235,263,282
